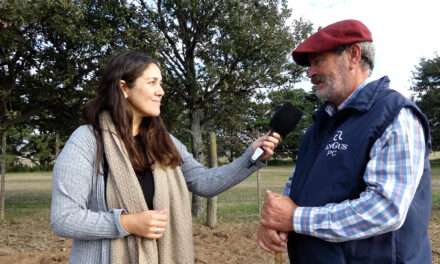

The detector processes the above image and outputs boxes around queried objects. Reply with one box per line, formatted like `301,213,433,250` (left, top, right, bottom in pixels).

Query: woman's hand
251,132,281,160
120,209,168,239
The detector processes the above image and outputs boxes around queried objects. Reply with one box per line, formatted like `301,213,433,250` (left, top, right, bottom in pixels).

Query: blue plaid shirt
283,83,426,242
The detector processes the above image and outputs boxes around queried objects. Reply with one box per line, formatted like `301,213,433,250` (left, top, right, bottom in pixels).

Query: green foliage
19,0,143,139
217,87,318,160
412,54,440,150
412,56,440,92
0,0,143,167
1,0,314,169
265,88,318,159
267,159,294,166
4,126,54,171
16,132,55,168
135,0,313,139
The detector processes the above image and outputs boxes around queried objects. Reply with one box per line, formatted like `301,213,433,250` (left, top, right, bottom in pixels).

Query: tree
29,0,148,144
212,87,318,164
0,0,139,219
136,0,312,215
207,17,315,163
265,88,318,160
412,54,440,151
1,0,144,156
1,0,314,218
1,1,48,219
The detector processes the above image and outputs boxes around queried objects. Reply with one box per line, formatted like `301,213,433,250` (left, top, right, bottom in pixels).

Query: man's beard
311,75,333,102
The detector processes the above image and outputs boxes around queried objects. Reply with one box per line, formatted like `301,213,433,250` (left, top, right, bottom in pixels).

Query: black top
103,135,155,209
134,167,154,209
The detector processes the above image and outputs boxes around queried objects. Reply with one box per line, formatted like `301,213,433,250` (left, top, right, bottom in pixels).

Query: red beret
292,19,372,66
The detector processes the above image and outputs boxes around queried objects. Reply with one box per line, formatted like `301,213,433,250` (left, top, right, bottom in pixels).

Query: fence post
257,169,261,213
0,130,7,220
55,133,60,157
255,130,263,214
206,131,218,228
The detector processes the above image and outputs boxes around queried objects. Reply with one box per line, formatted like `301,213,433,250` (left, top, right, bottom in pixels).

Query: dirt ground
0,211,276,264
1,211,439,264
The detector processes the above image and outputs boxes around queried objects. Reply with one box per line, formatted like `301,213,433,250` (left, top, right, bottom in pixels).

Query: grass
4,191,51,219
217,203,259,221
212,166,291,221
433,193,440,209
2,167,292,222
3,164,440,221
432,160,440,179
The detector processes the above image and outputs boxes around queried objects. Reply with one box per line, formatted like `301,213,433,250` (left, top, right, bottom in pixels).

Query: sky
287,0,440,97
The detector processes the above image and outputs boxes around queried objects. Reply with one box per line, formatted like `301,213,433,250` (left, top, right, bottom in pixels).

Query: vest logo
325,130,349,157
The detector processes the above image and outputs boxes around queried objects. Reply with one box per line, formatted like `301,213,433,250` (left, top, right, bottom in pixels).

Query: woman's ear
119,80,129,98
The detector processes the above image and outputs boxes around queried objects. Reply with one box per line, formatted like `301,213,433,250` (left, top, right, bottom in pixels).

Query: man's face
307,50,351,106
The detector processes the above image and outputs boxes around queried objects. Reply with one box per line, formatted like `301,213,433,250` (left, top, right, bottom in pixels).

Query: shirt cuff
113,208,130,237
292,206,316,236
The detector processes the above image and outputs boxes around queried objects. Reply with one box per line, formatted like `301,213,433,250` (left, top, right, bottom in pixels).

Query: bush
7,163,53,172
267,159,294,166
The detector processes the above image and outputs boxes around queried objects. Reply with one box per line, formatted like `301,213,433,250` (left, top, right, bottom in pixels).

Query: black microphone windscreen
269,102,303,138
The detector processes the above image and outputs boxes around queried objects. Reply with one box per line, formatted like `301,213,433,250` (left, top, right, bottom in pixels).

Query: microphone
250,102,303,163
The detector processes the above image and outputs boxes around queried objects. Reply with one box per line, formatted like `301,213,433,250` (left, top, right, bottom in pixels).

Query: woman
50,51,280,264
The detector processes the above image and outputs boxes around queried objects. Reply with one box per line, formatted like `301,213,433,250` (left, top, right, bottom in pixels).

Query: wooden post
55,133,60,157
257,170,261,213
0,130,7,220
206,131,218,228
256,130,263,214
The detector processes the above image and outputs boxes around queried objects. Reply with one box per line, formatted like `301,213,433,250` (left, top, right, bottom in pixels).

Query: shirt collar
324,78,372,116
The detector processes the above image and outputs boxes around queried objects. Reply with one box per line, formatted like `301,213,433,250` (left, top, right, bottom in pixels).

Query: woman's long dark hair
83,51,181,171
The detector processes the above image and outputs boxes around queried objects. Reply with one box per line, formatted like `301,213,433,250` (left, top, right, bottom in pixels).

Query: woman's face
121,63,164,119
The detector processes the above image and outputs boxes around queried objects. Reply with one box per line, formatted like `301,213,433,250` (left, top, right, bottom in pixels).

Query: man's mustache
311,75,326,85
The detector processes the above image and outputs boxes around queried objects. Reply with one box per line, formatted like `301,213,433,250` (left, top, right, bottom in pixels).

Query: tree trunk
0,130,7,220
55,133,60,158
206,131,218,228
190,109,206,217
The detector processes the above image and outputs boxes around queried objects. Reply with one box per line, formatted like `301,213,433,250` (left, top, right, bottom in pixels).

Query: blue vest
288,76,432,264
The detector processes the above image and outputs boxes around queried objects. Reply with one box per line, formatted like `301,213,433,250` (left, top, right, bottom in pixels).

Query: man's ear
119,80,129,98
348,44,362,68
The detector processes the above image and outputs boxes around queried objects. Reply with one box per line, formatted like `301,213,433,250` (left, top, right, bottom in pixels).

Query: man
257,19,432,263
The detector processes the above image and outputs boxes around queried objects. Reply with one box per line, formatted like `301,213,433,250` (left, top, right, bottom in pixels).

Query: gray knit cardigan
50,125,263,264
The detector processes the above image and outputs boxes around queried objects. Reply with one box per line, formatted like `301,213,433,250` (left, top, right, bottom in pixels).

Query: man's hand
251,132,281,160
260,190,297,232
256,224,288,254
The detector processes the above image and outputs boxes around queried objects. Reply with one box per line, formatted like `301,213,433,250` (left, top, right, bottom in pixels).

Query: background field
1,163,440,263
